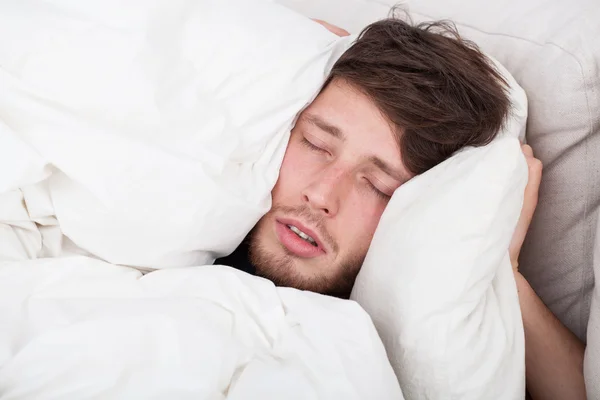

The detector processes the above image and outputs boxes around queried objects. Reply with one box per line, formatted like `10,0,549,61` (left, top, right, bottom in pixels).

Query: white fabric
0,0,533,398
0,257,402,399
352,138,528,400
0,0,405,398
0,0,353,268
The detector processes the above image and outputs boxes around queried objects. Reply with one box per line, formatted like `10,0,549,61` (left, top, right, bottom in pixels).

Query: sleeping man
216,18,586,400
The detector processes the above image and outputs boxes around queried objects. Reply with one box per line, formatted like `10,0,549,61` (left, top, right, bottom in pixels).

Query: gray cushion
585,213,600,397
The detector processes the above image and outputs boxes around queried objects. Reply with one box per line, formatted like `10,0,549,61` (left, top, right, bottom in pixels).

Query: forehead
300,79,405,169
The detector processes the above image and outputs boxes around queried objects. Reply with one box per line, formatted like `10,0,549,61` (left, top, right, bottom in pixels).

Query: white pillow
274,1,532,397
351,135,528,400
0,0,353,267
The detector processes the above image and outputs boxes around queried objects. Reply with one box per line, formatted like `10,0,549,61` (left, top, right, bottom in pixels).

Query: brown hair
325,15,511,175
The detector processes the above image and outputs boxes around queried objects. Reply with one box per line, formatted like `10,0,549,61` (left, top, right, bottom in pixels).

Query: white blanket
0,0,402,398
0,257,402,399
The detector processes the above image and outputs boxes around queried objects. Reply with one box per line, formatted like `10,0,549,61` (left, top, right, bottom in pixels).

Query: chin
251,246,352,298
249,220,358,298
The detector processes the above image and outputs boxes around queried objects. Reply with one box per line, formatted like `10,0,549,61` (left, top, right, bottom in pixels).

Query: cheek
342,193,388,247
360,200,387,234
272,139,312,202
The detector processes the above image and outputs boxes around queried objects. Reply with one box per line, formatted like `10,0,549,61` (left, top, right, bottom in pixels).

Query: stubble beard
247,205,365,298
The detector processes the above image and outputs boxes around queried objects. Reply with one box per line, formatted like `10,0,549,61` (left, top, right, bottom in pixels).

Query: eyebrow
304,113,345,141
303,113,410,183
369,155,410,183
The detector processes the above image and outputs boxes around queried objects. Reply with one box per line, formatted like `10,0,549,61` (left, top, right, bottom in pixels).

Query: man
218,18,510,297
217,17,587,400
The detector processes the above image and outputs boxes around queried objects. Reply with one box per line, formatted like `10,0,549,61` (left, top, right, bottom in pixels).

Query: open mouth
286,224,318,246
275,220,325,258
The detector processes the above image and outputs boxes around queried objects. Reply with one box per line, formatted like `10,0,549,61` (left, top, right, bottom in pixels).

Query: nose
301,164,349,217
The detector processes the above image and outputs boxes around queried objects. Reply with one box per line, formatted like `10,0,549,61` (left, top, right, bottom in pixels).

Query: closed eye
301,136,328,153
365,178,392,200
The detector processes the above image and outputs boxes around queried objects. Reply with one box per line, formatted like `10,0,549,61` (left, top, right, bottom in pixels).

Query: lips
275,218,326,258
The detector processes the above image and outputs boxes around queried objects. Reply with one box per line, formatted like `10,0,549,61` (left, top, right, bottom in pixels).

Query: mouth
275,218,326,258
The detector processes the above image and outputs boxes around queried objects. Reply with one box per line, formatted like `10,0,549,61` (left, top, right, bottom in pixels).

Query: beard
247,205,365,299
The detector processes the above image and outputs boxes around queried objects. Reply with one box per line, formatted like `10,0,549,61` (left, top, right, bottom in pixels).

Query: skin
249,78,410,297
511,146,587,400
292,19,586,399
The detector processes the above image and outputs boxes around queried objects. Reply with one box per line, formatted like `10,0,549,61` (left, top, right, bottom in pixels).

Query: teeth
287,225,317,246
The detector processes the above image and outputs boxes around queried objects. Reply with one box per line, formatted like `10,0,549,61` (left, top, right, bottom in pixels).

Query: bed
1,0,599,398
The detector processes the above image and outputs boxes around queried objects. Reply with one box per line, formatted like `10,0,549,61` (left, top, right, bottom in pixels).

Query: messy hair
325,14,511,175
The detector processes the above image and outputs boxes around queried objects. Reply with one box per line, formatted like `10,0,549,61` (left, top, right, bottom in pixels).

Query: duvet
0,257,402,399
0,0,403,398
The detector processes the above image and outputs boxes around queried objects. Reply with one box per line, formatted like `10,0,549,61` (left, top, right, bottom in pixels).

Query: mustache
270,205,338,253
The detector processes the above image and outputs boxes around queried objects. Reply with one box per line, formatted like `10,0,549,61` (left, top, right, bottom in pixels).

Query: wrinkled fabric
0,0,353,268
0,257,403,399
0,1,403,398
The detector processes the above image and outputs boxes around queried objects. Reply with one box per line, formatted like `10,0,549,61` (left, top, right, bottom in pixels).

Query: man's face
249,79,411,297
